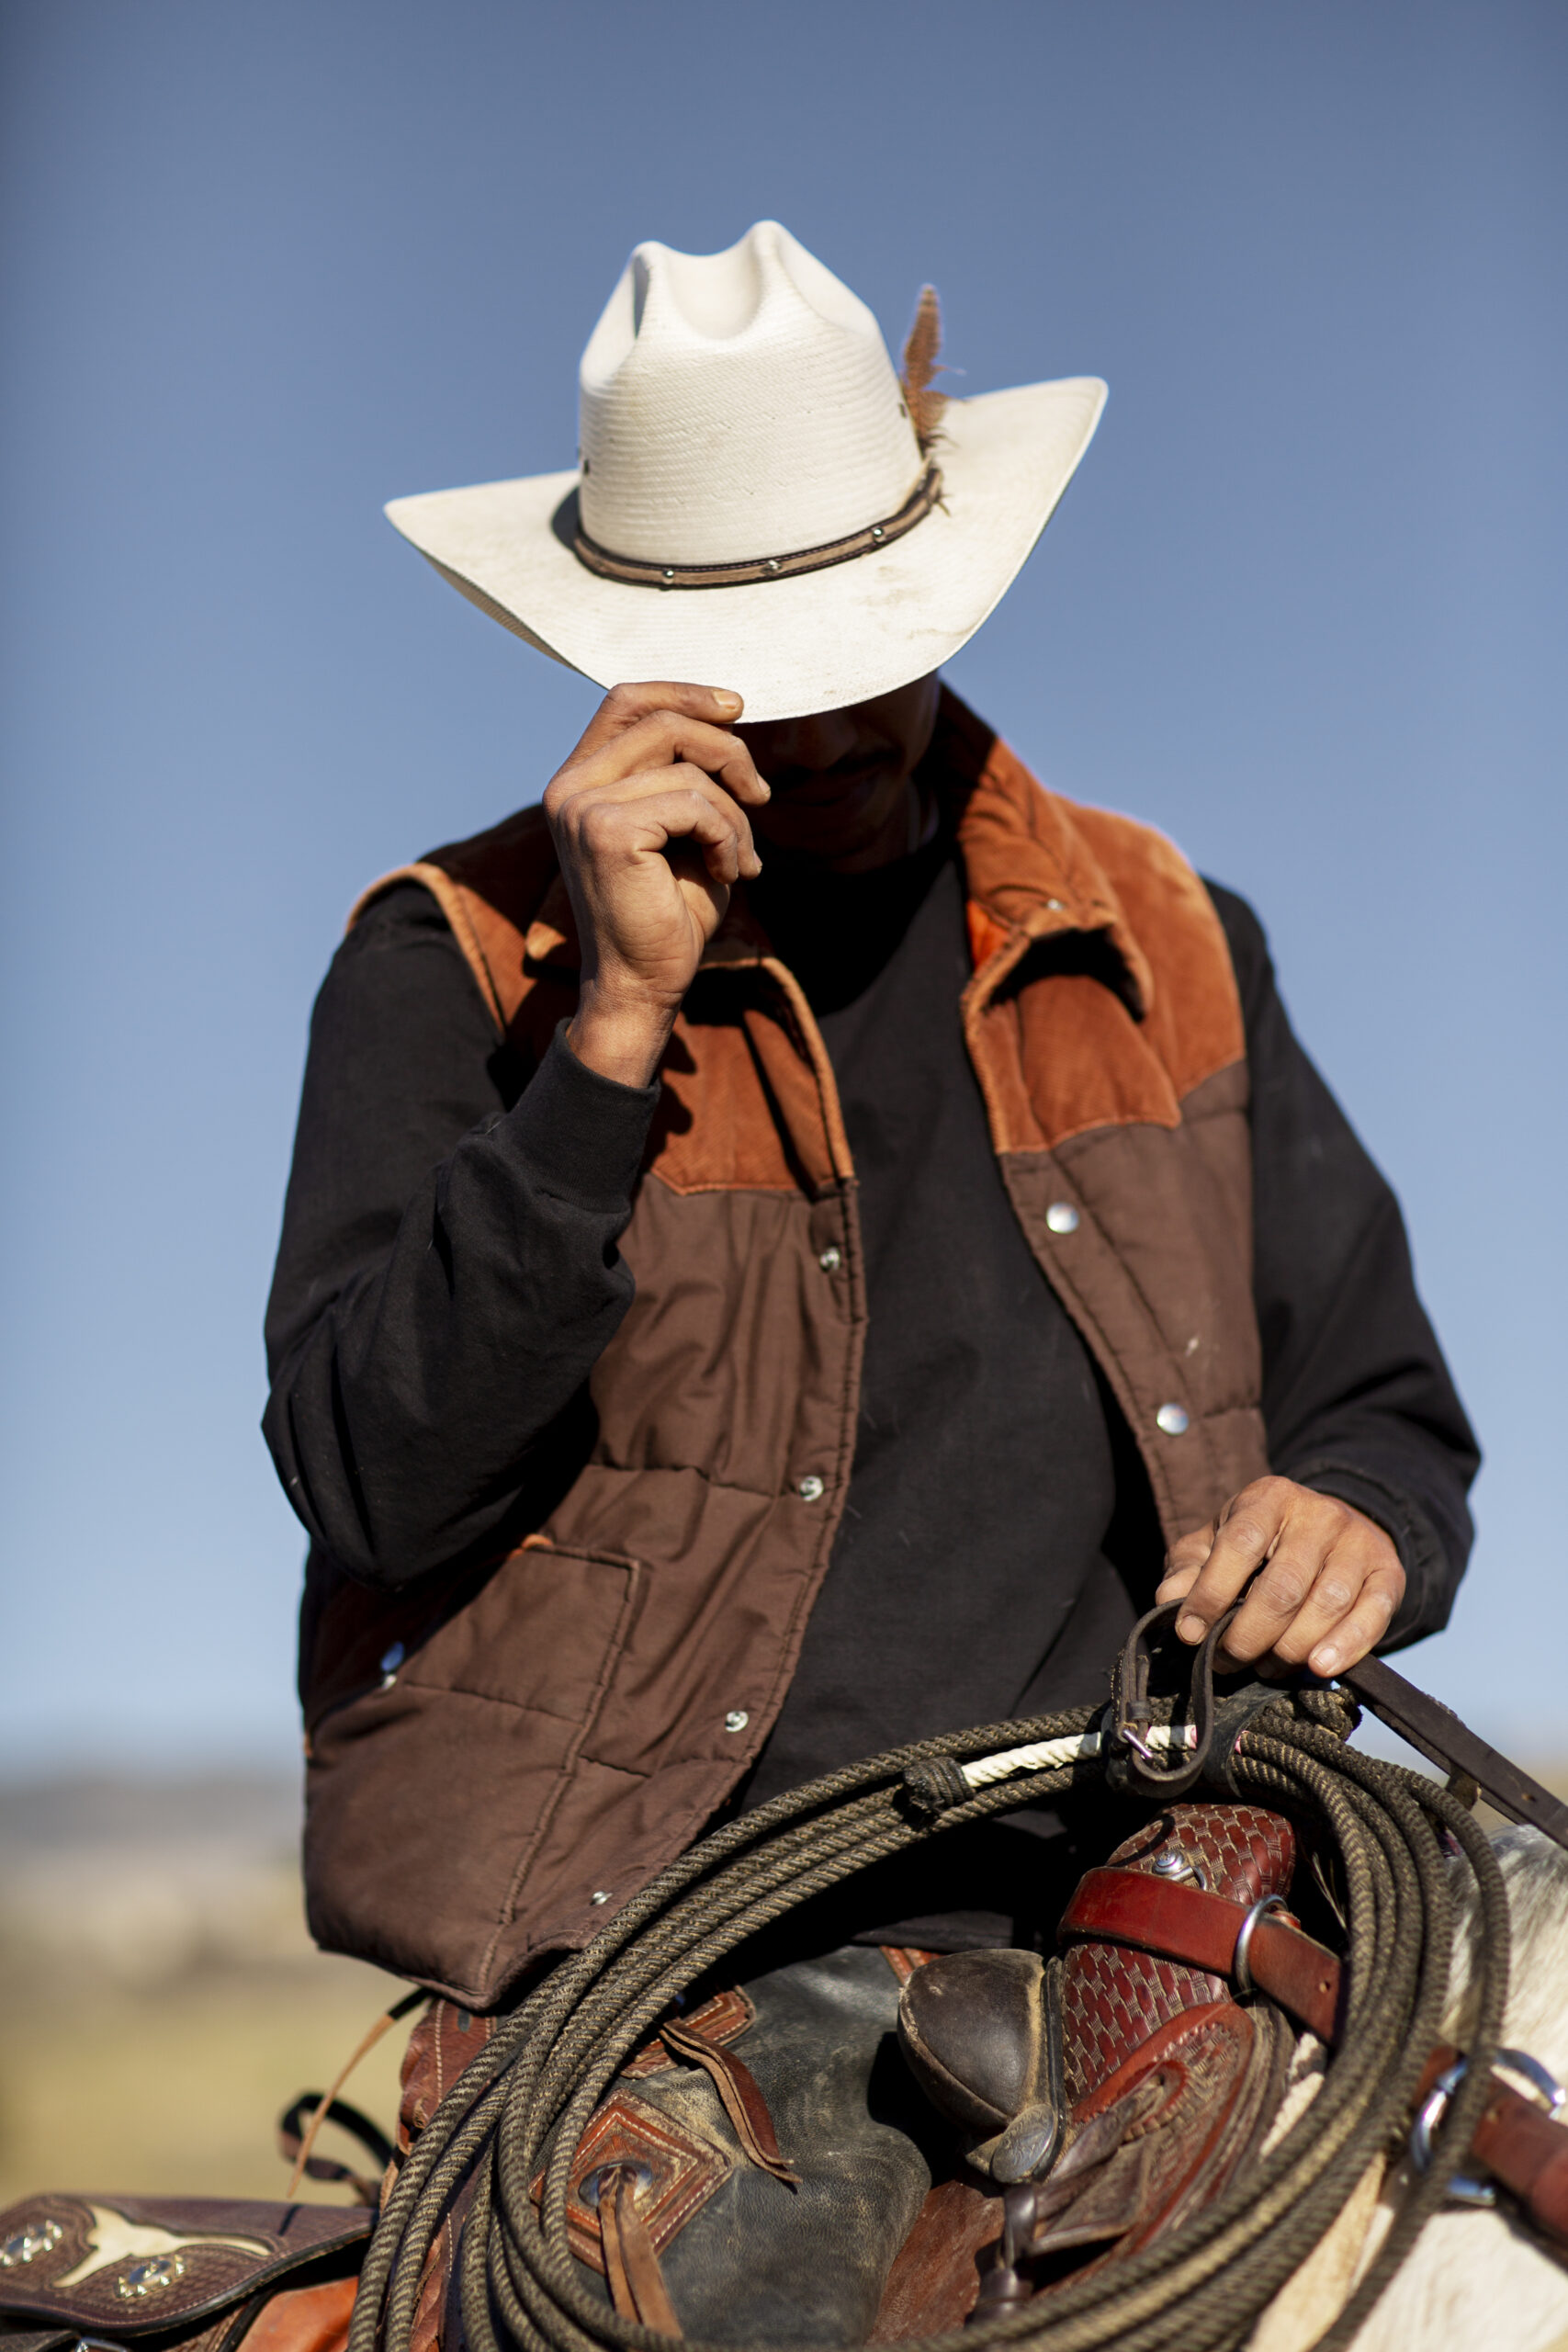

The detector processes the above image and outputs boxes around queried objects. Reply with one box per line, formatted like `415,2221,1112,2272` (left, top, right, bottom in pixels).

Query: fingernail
1312,1645,1340,1674
716,690,742,711
1176,1613,1205,1643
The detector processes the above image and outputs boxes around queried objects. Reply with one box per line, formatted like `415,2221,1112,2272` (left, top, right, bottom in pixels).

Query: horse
1250,1824,1568,2352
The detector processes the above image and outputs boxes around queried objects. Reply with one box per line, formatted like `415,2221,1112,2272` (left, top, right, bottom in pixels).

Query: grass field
0,1776,407,2206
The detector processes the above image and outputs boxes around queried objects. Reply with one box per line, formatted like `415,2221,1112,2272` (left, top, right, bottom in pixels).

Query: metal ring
1411,2043,1568,2204
1408,2059,1495,2204
1232,1895,1287,1996
1492,2046,1567,2117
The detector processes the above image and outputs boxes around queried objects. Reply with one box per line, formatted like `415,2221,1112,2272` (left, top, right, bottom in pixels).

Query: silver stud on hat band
573,465,942,591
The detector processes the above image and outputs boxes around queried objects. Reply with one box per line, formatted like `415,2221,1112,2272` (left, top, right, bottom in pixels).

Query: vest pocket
302,1540,642,2004
397,1535,643,1720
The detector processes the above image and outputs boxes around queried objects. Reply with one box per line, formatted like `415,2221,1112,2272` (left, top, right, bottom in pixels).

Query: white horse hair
1251,1825,1568,2352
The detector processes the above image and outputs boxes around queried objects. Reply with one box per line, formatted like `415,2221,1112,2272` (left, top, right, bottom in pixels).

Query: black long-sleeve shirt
265,847,1478,1827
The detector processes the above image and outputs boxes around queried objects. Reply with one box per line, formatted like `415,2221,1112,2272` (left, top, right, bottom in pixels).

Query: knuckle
1224,1516,1270,1559
1259,1562,1312,1614
579,800,619,847
1315,1576,1357,1617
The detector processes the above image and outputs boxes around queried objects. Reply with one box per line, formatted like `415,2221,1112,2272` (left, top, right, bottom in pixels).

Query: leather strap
1061,1869,1344,2044
1062,1869,1568,2247
659,2021,799,2186
599,2166,681,2334
1108,1602,1232,1800
1343,1656,1568,1855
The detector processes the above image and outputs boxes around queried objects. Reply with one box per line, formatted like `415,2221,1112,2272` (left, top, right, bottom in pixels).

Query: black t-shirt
741,839,1152,1817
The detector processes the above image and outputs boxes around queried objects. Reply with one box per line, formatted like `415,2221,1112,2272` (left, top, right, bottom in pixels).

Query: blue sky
2,0,1563,1769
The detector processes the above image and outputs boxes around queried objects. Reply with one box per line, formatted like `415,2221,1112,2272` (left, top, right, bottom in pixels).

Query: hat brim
384,378,1106,724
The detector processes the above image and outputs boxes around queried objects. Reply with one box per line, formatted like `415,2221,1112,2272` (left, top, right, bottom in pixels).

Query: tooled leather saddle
880,1800,1304,2332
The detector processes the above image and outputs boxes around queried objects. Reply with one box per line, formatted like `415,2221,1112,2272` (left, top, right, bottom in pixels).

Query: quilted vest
298,691,1269,2007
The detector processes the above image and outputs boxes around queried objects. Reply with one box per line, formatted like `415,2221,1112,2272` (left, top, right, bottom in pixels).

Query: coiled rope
349,1689,1508,2352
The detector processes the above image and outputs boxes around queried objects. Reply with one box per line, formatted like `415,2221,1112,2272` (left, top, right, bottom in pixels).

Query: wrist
566,980,676,1089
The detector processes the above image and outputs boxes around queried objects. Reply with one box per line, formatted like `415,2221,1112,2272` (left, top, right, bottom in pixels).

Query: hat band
573,465,942,590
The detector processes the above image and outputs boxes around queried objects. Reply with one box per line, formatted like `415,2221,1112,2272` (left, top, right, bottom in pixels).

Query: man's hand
1155,1476,1404,1678
543,682,769,1088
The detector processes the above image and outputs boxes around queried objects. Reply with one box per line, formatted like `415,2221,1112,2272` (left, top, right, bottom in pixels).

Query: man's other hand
1156,1476,1405,1679
545,681,769,1088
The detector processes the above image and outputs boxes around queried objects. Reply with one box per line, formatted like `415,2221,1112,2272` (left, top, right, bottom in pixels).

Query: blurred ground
0,1775,406,2204
3,1748,1565,2208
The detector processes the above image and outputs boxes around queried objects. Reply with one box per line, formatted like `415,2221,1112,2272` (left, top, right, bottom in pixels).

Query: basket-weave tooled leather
1058,1804,1295,2105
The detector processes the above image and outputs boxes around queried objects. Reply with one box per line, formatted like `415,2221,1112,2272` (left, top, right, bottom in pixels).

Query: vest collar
937,687,1155,1021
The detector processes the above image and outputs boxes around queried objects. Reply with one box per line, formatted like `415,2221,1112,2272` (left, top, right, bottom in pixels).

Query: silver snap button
591,1890,612,1905
1156,1403,1190,1436
1046,898,1066,911
1044,1202,1078,1235
797,1475,825,1503
818,1246,841,1272
725,1710,750,1734
379,1642,405,1674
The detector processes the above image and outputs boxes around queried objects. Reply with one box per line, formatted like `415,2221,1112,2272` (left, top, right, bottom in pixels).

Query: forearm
265,1022,657,1584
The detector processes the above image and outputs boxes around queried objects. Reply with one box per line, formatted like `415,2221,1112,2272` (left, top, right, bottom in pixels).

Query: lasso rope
350,1690,1508,2352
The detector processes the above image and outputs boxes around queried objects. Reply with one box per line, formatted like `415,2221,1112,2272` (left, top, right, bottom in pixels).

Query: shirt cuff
504,1020,660,1208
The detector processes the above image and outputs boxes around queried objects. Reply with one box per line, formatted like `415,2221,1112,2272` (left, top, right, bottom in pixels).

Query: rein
350,1652,1536,2352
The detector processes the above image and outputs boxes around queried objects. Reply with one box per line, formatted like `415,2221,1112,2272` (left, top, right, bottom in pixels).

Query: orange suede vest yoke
299,693,1268,2008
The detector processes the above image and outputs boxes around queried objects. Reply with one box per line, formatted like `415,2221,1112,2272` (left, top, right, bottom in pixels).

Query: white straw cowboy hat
386,221,1106,723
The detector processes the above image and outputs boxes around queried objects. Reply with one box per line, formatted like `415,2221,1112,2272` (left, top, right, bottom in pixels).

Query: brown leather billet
598,2167,681,2334
657,2021,798,2185
1061,1868,1344,2044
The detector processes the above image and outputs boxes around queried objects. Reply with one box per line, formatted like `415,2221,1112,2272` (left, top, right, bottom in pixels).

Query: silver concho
117,2254,186,2298
1,2219,63,2267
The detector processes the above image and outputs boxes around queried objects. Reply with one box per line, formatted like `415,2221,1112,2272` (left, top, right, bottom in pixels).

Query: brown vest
299,692,1269,2008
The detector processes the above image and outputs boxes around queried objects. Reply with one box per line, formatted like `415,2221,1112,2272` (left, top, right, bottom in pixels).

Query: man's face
738,673,941,872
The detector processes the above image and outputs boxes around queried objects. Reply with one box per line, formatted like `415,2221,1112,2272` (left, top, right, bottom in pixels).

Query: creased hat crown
577,220,924,566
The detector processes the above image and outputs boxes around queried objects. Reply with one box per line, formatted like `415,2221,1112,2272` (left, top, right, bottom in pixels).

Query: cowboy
264,222,1475,2329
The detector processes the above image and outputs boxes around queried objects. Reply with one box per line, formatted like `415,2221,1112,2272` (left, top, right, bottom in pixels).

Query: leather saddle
890,1801,1302,2323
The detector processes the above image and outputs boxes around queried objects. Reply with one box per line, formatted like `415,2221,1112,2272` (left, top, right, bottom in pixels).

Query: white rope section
961,1722,1198,1790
